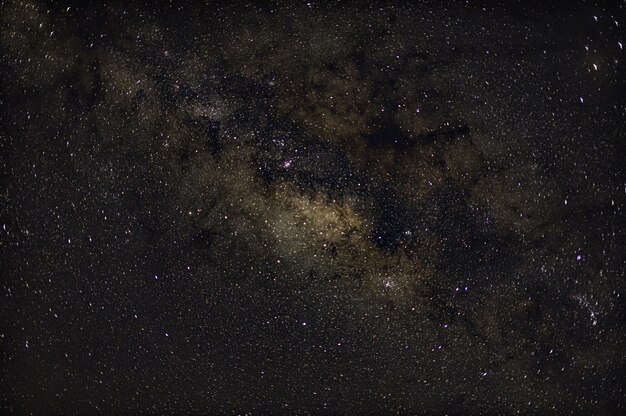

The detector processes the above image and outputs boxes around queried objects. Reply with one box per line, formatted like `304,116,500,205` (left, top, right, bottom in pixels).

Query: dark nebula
1,1,625,414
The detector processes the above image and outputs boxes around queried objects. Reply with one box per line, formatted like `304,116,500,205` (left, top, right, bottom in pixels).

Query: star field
1,1,625,414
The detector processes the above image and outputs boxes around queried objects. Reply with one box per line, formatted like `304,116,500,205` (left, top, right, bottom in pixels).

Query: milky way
2,1,625,414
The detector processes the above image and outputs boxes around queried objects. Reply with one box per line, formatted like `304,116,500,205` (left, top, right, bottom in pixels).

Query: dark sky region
1,0,625,414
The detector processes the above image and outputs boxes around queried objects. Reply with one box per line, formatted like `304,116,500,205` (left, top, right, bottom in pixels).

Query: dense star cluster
1,1,625,414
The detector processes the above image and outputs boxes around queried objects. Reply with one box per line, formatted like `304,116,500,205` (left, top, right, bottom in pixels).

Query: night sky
1,1,625,414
